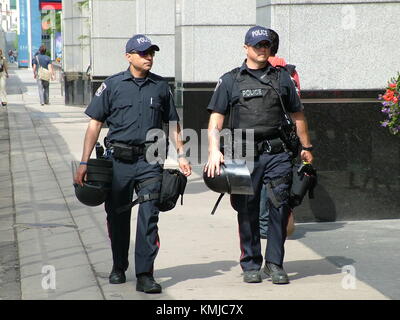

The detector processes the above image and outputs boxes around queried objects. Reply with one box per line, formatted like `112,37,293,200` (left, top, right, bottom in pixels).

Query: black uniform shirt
207,60,303,115
85,69,179,145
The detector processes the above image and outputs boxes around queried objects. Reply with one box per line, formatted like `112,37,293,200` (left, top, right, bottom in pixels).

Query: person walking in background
0,49,9,106
259,28,302,239
8,49,14,63
32,45,55,106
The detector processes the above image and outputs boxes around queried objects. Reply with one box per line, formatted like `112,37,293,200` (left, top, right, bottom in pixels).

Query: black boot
136,273,162,294
109,266,126,284
263,262,289,284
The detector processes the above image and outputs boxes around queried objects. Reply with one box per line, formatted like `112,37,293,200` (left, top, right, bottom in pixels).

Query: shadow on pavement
279,256,355,282
289,222,347,240
156,260,238,288
6,64,31,94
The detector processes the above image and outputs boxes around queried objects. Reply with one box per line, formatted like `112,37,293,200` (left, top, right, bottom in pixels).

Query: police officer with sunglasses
74,34,191,294
206,26,313,285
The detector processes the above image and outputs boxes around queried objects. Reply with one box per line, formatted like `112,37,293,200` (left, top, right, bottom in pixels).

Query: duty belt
256,137,285,155
221,137,285,158
107,141,145,161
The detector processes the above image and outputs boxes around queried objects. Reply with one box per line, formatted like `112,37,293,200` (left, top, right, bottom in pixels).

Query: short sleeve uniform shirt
85,69,179,145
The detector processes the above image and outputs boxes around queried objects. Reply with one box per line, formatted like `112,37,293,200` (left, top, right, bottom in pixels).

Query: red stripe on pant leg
155,233,160,248
238,224,245,263
106,220,112,240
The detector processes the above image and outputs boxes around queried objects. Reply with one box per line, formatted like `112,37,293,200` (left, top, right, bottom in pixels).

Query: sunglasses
130,50,155,57
253,42,271,49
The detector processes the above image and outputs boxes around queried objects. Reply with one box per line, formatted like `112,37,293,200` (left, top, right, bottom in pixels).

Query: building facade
62,0,400,222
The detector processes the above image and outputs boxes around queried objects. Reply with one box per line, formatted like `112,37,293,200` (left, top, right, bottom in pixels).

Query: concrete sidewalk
0,65,390,300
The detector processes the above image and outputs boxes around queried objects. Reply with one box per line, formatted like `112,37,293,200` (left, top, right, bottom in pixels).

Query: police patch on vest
95,83,107,97
241,89,263,98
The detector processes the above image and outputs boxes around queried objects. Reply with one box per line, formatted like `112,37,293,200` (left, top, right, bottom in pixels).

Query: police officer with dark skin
205,26,313,284
74,34,192,294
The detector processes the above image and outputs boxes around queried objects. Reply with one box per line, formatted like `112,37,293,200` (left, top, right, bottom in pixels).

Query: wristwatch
302,145,314,152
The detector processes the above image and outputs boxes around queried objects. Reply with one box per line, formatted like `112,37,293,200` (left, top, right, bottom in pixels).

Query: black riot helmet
74,182,111,206
203,161,254,195
73,159,113,207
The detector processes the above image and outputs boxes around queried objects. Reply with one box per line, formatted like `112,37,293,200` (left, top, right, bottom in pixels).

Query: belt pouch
113,143,133,161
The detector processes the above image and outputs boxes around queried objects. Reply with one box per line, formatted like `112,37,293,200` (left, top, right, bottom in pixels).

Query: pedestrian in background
74,34,192,294
0,49,9,106
206,26,313,285
259,28,302,239
8,49,15,63
32,45,55,106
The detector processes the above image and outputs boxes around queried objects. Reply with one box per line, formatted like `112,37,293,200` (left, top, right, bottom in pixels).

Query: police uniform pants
259,184,269,238
231,151,292,271
104,156,163,276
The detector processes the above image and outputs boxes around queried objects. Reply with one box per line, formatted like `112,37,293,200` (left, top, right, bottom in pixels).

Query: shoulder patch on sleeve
214,78,222,92
95,83,107,97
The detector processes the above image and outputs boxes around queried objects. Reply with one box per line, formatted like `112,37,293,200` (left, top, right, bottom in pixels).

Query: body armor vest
231,68,283,142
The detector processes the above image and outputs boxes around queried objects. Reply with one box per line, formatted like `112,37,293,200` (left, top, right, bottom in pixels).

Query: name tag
241,89,263,98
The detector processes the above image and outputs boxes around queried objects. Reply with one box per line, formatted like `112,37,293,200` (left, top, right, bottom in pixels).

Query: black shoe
136,273,162,294
263,262,289,284
243,270,262,283
109,266,126,284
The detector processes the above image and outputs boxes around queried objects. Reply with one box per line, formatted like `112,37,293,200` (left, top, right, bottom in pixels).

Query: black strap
116,193,160,214
116,176,162,214
136,176,162,192
260,68,297,132
266,174,292,208
266,183,280,208
211,193,225,215
86,172,112,183
138,193,160,203
87,165,113,173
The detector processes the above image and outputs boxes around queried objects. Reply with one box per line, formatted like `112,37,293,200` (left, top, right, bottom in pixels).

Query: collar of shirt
121,68,158,84
239,59,275,77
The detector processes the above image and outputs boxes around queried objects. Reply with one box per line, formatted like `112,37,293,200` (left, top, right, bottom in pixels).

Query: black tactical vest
230,67,283,142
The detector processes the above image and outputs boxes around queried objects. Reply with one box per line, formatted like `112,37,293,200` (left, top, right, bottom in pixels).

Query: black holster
109,142,145,161
279,124,300,158
256,137,285,156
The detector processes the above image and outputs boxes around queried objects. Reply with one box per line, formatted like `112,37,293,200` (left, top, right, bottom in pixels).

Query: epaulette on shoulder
228,67,241,80
106,71,125,81
229,67,240,76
